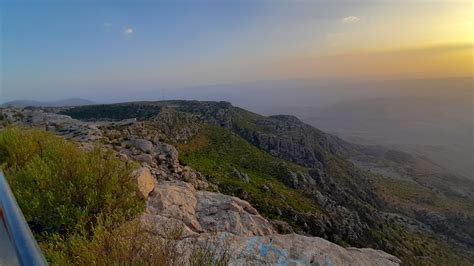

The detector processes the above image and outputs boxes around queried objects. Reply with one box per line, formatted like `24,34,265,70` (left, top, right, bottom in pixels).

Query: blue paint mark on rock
326,257,334,266
245,237,258,252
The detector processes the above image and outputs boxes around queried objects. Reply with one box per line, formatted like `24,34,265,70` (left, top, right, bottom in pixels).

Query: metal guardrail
0,172,47,266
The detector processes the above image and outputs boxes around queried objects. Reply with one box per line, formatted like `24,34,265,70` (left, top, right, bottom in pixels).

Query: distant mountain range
0,98,94,108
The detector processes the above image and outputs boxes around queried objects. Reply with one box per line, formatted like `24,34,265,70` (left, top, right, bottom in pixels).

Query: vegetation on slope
60,103,162,121
58,101,474,263
0,127,143,263
375,176,474,247
175,119,471,264
176,125,322,227
0,127,228,265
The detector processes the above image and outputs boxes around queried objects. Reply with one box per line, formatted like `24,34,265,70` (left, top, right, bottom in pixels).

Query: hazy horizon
1,76,472,104
1,1,472,102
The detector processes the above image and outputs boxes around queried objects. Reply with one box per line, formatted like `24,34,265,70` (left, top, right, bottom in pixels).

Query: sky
0,0,473,102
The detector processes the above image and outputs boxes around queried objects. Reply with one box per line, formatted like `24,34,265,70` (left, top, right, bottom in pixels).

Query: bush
0,127,230,265
41,218,230,265
0,127,144,262
41,218,179,265
0,127,143,234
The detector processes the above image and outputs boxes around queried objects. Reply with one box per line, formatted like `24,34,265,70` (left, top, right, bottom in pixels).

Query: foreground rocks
184,233,401,266
143,180,401,265
144,181,276,237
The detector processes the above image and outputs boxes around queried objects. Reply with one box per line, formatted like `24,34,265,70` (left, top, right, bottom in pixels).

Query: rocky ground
0,107,401,265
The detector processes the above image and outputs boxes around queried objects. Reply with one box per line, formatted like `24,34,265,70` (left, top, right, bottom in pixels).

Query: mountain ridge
2,100,472,264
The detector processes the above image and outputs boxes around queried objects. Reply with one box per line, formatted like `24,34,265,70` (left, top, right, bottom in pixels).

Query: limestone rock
231,168,250,183
188,233,401,266
144,180,399,265
147,181,203,232
195,191,275,236
135,154,154,165
130,139,153,153
271,220,294,234
146,181,276,236
154,142,179,162
134,167,155,200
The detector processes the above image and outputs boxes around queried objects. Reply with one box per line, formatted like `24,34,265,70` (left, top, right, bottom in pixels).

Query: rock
180,168,210,190
196,191,275,236
134,167,155,200
261,184,272,192
146,181,276,236
241,173,250,183
140,213,197,238
154,142,179,162
186,233,401,266
117,153,129,162
271,220,294,234
157,154,167,162
144,181,400,265
231,168,250,183
130,139,153,153
135,154,155,165
147,181,203,232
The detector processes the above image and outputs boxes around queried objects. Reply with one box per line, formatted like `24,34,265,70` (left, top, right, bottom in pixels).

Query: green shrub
0,127,230,265
0,127,143,234
0,127,144,262
41,217,177,265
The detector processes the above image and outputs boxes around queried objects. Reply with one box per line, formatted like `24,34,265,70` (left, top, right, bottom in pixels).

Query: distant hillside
263,96,473,179
1,98,94,108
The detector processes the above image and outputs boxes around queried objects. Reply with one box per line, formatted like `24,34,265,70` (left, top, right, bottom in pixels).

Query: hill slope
56,100,474,264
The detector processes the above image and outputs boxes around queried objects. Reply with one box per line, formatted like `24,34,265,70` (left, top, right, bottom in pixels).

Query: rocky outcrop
143,180,400,265
128,139,154,153
145,181,276,236
183,233,401,266
0,108,103,142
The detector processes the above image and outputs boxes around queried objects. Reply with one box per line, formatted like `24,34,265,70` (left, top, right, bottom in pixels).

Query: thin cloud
341,16,360,24
381,43,474,56
123,27,134,36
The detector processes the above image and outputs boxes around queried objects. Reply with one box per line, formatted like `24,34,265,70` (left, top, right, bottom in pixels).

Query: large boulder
154,142,179,162
195,190,275,236
183,233,401,266
130,139,154,153
143,180,401,265
134,167,155,200
147,181,202,232
146,181,275,236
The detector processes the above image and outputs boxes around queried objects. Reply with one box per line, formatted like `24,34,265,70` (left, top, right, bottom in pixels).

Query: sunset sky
1,0,472,101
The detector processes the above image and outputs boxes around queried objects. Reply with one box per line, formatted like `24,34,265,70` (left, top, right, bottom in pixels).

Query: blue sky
0,0,472,102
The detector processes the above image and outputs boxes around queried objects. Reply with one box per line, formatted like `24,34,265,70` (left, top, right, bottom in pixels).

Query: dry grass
41,216,230,265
